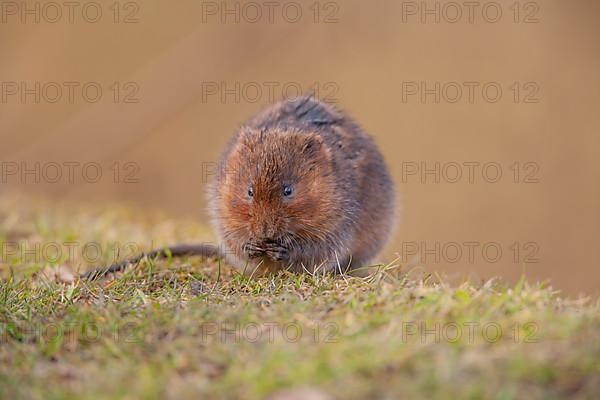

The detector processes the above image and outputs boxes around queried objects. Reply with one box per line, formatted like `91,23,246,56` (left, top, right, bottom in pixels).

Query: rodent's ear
301,134,324,157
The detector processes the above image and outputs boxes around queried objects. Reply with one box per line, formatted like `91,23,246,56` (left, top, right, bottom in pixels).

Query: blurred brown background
1,0,598,295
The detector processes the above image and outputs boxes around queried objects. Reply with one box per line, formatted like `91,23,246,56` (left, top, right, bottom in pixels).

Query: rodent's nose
259,222,276,240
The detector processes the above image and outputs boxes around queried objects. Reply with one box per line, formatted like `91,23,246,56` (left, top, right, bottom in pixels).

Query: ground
1,195,599,399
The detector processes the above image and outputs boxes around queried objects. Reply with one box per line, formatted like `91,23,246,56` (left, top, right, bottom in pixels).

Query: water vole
84,97,395,278
209,96,396,274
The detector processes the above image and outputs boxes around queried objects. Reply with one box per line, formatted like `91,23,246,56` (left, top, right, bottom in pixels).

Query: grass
1,194,599,399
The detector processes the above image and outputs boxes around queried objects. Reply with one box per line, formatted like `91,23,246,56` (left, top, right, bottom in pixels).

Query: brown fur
209,96,396,275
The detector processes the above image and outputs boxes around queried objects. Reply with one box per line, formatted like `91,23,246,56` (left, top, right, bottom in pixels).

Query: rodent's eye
247,187,254,198
282,184,293,197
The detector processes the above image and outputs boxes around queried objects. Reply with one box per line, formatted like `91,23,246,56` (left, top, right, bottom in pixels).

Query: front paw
243,242,266,259
243,241,289,261
264,246,289,261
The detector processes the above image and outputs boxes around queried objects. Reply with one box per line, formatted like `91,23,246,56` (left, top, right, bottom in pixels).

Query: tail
81,243,220,280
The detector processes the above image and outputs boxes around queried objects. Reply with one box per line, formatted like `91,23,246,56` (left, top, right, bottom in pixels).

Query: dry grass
1,194,599,399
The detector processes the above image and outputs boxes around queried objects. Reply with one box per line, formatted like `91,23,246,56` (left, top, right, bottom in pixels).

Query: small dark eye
282,184,293,197
247,187,254,198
